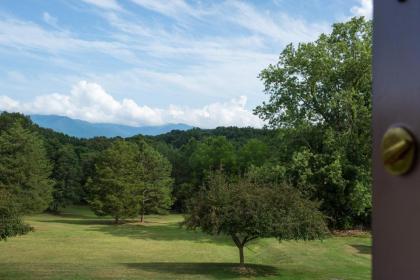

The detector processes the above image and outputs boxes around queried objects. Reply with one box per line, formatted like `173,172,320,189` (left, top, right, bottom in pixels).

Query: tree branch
231,234,242,248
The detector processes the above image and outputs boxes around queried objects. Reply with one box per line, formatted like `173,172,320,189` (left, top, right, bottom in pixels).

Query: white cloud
22,81,163,126
166,96,264,128
42,12,58,28
351,0,372,19
96,58,270,98
0,81,263,128
81,0,123,11
225,2,299,43
127,1,329,45
130,0,200,19
0,15,138,63
226,2,330,44
0,2,334,126
0,96,19,111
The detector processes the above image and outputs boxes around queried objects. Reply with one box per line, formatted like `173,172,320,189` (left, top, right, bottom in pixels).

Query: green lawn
0,206,371,280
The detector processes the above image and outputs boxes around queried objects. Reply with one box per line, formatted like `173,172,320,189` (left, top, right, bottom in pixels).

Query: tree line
0,17,371,265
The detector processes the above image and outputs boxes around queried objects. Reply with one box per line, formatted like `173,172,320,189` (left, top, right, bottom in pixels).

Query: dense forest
0,18,371,266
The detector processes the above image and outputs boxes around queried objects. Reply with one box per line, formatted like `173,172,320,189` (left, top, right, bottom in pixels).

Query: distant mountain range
30,115,193,138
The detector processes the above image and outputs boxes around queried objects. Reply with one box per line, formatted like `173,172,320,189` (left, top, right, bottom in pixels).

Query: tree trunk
140,196,145,223
231,234,246,266
52,203,59,213
239,245,245,266
140,192,146,223
115,216,119,224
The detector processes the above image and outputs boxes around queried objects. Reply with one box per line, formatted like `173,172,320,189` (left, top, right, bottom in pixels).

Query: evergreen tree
136,140,173,223
50,144,82,212
88,140,143,223
0,122,53,213
0,190,32,241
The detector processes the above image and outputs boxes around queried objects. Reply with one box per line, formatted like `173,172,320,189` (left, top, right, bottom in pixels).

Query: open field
0,207,371,280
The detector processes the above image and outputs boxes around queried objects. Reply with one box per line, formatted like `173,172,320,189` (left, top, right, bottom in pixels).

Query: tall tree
136,140,173,223
0,122,53,213
88,140,142,223
254,17,372,228
183,173,328,266
50,144,82,212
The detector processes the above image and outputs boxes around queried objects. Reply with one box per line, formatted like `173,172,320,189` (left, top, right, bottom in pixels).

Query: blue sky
0,0,371,128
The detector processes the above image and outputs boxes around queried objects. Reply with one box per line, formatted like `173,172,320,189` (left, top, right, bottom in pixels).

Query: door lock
381,126,416,175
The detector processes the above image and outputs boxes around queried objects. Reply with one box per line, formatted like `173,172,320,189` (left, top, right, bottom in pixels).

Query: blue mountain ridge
30,114,193,138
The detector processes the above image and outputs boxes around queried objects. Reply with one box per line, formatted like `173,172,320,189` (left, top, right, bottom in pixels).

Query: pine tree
136,140,173,223
0,122,53,213
50,145,82,212
88,140,143,223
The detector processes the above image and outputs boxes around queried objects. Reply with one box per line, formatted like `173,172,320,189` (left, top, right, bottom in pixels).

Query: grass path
0,207,371,279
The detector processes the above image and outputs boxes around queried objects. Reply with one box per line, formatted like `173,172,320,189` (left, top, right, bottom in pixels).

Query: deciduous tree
254,17,372,228
189,136,237,179
238,139,269,172
183,173,328,266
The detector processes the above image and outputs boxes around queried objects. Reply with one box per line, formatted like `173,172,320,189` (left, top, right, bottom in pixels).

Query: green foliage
153,127,274,149
0,121,53,213
184,172,328,265
255,17,371,129
246,163,287,185
254,17,372,228
189,136,237,179
88,140,143,222
238,139,269,172
0,190,32,241
49,145,82,212
134,140,173,222
88,139,173,223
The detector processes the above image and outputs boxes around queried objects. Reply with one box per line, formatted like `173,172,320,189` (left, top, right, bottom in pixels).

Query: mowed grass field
0,207,371,280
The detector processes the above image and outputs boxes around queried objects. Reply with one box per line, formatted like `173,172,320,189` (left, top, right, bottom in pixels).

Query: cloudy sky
0,0,371,128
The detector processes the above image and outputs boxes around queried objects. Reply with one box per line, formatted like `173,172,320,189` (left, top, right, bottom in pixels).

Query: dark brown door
373,0,420,279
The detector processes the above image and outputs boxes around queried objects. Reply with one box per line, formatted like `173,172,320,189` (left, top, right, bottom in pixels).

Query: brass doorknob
381,127,416,175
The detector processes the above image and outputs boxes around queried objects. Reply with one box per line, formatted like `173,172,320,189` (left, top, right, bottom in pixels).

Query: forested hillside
0,84,371,230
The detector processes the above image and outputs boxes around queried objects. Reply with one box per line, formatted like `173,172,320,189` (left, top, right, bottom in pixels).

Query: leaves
254,17,372,228
184,172,328,243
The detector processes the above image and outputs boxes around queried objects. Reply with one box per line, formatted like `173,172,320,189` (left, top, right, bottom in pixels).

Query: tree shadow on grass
43,219,114,225
123,262,279,279
41,216,233,245
48,212,93,219
350,244,371,255
90,222,233,245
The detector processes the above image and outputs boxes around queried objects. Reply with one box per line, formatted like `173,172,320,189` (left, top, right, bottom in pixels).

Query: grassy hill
0,207,371,280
